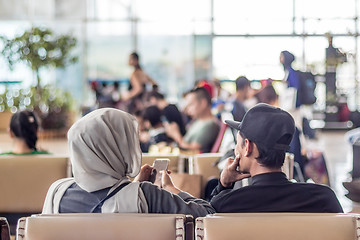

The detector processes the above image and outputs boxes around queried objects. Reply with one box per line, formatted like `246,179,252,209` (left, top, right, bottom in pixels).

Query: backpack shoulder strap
90,182,130,213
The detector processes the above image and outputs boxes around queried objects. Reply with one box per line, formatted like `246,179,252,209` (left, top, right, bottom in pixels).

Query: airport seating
192,153,222,197
210,121,228,153
0,155,69,213
195,213,360,240
17,213,194,240
282,152,294,180
0,155,69,234
0,217,10,240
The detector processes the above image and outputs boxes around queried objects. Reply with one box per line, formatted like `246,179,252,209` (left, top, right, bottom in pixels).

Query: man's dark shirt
210,172,343,213
232,100,247,122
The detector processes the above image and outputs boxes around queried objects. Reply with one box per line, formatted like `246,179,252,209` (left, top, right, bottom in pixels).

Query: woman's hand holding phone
150,159,170,187
220,156,251,188
134,164,153,182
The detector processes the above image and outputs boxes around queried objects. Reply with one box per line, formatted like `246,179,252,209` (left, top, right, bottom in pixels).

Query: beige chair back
17,213,193,240
0,155,69,213
196,213,360,240
282,152,294,180
141,153,179,172
192,153,222,197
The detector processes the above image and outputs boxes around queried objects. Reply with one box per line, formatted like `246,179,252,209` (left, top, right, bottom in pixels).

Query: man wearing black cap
210,103,343,213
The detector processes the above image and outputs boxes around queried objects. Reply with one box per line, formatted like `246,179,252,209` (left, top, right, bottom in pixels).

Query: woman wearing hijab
42,108,214,217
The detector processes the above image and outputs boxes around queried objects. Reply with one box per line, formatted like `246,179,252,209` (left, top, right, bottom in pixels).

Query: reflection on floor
313,130,353,213
0,130,356,212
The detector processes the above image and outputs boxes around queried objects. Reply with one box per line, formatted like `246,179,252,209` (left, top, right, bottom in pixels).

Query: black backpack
297,71,317,105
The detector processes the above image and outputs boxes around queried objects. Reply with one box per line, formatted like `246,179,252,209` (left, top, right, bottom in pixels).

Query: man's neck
250,165,282,177
197,108,213,120
235,91,246,101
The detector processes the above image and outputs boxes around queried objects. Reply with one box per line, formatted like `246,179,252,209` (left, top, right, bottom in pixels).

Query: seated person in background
232,76,250,122
141,105,172,152
42,108,215,218
148,91,186,136
2,110,47,155
133,110,149,153
210,103,343,213
165,87,220,153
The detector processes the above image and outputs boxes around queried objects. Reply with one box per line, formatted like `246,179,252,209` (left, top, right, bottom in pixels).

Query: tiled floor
310,130,353,212
0,129,356,212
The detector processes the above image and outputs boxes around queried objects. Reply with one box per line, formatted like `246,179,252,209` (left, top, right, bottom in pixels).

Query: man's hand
134,164,153,182
161,170,181,194
220,157,251,188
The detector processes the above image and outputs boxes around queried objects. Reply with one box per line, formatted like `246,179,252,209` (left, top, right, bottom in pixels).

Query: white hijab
43,108,148,213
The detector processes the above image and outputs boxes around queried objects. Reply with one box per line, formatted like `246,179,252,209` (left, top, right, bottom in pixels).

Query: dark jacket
210,172,343,213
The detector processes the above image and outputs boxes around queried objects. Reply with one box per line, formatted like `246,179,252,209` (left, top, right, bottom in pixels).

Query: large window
0,0,359,108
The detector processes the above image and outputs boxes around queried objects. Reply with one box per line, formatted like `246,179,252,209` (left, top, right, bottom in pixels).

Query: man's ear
244,139,253,157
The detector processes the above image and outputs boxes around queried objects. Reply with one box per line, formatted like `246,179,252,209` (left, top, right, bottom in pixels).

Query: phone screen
150,158,170,184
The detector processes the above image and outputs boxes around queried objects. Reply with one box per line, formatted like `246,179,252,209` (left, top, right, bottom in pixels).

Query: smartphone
150,158,170,184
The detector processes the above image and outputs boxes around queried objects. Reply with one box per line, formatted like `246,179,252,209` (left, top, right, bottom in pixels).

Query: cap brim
225,120,242,130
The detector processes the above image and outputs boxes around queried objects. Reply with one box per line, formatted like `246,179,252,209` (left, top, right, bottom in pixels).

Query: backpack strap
91,182,130,213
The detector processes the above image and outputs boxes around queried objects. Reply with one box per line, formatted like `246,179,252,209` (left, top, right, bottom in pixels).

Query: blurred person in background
212,79,231,119
141,105,172,152
165,87,220,153
1,110,47,155
148,91,186,136
122,52,158,113
232,76,251,122
280,50,301,108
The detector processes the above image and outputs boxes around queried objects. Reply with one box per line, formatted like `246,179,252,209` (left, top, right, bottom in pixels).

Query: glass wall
0,0,359,108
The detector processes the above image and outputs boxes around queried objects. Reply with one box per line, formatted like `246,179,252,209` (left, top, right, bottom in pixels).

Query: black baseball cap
226,103,295,151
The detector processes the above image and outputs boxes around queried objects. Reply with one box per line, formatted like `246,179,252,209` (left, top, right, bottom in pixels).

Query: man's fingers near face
229,156,240,170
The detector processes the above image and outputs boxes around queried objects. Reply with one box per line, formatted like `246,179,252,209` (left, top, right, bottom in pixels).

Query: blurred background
0,0,358,111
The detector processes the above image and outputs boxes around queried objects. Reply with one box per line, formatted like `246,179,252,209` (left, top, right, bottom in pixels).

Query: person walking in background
280,50,301,108
122,52,157,113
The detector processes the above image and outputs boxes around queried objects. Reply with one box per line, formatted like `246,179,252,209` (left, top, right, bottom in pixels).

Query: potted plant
0,26,78,133
0,85,75,135
1,26,78,89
